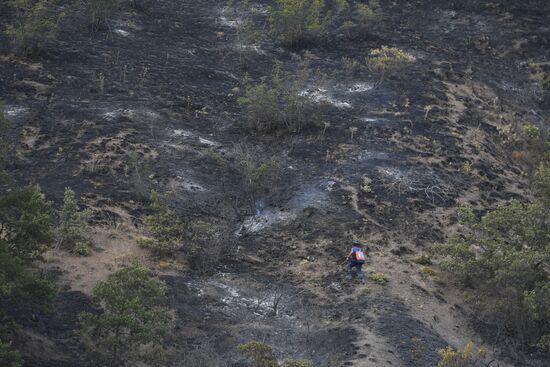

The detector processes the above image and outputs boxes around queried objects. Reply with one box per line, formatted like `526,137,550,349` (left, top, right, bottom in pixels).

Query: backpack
354,249,366,264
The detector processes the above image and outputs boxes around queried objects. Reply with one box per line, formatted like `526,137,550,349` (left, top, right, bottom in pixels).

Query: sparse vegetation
86,0,121,29
138,191,185,258
4,0,64,56
366,46,415,81
0,340,22,367
234,144,281,213
238,63,324,133
437,342,488,367
58,187,92,255
269,0,330,47
421,266,436,276
412,254,432,265
370,272,388,285
337,0,382,39
239,341,313,367
433,165,550,349
80,263,172,366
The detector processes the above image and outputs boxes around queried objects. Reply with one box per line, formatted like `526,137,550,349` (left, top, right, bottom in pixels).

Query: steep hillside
1,0,549,366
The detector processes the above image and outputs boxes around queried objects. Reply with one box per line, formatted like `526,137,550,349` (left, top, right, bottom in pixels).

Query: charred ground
1,0,549,366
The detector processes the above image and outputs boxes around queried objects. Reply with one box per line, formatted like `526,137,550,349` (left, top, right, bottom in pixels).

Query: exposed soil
1,0,549,366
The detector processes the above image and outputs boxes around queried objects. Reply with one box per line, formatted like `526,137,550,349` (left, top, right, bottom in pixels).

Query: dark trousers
348,261,364,282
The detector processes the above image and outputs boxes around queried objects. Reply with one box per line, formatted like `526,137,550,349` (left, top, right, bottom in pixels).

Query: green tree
269,0,330,47
138,191,184,258
58,187,91,255
4,0,64,56
79,263,172,366
0,340,22,367
433,164,550,349
0,183,53,262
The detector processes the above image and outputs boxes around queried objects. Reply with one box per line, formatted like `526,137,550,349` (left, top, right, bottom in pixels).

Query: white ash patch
237,209,296,235
360,117,378,122
102,108,160,122
172,129,221,147
346,82,374,93
175,174,206,192
4,106,29,117
300,88,352,109
114,29,131,37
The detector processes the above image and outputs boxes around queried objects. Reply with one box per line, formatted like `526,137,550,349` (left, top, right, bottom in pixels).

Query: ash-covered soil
1,0,549,366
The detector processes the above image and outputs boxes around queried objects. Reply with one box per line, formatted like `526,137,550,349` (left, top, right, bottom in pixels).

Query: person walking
346,241,367,283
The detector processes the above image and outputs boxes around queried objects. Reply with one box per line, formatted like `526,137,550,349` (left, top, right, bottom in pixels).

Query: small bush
421,267,436,276
138,191,184,258
4,0,64,56
238,63,324,134
269,0,330,47
411,254,432,265
437,342,487,367
370,272,388,285
366,46,415,81
0,340,21,367
238,341,313,367
239,341,278,367
523,123,540,140
58,187,92,255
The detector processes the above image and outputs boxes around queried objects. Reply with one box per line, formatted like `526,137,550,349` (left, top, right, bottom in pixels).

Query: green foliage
338,0,382,39
432,169,550,347
58,187,91,255
239,341,278,367
238,64,323,133
421,266,436,276
534,163,550,206
269,0,330,47
79,263,172,366
523,123,541,140
0,178,56,314
437,342,487,367
0,340,22,367
0,183,53,262
370,272,388,285
4,0,64,56
234,144,281,213
0,242,56,309
86,0,121,29
138,191,184,258
411,254,432,265
366,46,415,80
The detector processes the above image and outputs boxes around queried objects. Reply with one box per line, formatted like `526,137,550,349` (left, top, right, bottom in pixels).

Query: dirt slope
1,0,549,366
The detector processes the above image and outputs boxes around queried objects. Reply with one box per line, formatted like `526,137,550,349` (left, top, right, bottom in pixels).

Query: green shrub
79,263,172,366
366,46,415,81
0,340,21,367
58,187,92,255
370,272,388,285
432,167,550,348
4,0,64,56
138,191,184,258
339,0,381,39
269,0,330,47
421,266,436,276
437,342,487,367
239,341,278,367
238,64,323,133
0,103,11,156
523,123,541,140
411,254,432,265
